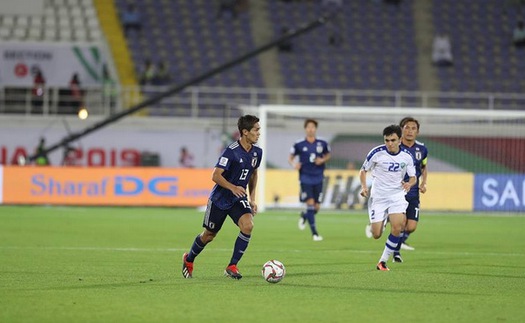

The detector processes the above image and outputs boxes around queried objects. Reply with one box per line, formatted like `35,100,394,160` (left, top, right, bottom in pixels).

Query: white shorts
367,192,408,224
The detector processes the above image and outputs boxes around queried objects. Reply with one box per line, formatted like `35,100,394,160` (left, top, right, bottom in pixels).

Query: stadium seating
115,0,264,89
2,0,524,114
0,0,101,42
432,0,525,95
268,0,419,93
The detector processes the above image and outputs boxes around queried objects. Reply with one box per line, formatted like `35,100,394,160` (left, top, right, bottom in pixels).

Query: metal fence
2,85,524,117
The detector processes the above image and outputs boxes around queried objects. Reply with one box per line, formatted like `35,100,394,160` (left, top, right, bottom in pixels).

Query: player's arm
211,167,246,197
359,168,369,197
315,152,331,165
402,160,417,192
288,154,301,170
248,169,258,214
420,160,428,194
403,175,417,192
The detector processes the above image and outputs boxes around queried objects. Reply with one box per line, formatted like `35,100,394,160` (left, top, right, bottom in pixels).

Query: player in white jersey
359,125,416,271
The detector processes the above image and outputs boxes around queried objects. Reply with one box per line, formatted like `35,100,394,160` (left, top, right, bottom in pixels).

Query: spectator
513,21,525,48
383,0,402,6
31,69,46,113
217,0,238,19
102,64,117,113
179,146,195,168
432,33,454,67
153,61,171,85
322,0,343,46
69,73,84,113
277,27,293,53
34,137,50,166
139,59,156,85
121,4,142,36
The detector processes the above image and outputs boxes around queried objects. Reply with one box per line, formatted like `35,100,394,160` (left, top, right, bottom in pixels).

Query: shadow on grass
279,282,486,296
427,271,525,279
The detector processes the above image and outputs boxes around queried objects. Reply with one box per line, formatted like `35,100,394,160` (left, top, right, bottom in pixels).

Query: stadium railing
2,85,525,117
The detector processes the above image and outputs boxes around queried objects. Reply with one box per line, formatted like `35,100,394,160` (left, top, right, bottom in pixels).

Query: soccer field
1,206,524,323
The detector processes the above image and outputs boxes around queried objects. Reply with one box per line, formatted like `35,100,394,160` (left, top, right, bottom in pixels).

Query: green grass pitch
1,206,524,323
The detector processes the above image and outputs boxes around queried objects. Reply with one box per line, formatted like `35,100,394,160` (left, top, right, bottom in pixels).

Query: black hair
383,124,402,138
399,116,420,130
304,118,318,128
238,115,260,135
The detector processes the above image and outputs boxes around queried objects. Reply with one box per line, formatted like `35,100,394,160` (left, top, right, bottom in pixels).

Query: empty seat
72,17,85,28
2,16,15,26
74,29,87,41
0,27,11,39
44,17,57,28
12,27,27,39
43,28,57,40
59,29,72,40
87,17,99,29
27,27,42,40
70,7,83,18
89,29,101,40
17,16,30,27
58,17,70,28
31,16,43,27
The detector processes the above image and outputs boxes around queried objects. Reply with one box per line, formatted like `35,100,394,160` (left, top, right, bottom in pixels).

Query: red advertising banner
2,166,213,206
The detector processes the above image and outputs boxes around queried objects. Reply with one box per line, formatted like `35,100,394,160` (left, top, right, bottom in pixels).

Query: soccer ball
262,260,285,283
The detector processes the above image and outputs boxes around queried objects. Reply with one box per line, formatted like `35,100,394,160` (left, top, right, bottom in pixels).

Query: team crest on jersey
415,151,422,160
251,157,258,167
400,162,406,169
302,147,308,151
316,143,323,153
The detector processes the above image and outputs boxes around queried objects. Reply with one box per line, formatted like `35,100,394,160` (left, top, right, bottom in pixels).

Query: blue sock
305,205,318,235
229,232,251,266
403,232,411,244
186,234,206,262
380,233,401,262
394,231,405,254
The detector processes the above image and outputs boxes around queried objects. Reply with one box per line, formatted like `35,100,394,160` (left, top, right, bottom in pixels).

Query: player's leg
311,182,324,241
368,197,389,239
298,184,308,230
377,195,408,270
300,183,321,239
225,200,254,279
368,197,390,270
400,220,417,250
401,199,420,251
182,200,226,278
304,198,322,240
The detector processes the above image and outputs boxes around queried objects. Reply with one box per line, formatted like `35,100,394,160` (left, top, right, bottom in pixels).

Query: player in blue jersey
359,125,416,271
182,115,262,279
288,119,331,241
392,117,428,262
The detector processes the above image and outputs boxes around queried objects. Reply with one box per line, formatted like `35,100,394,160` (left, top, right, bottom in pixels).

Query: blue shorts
405,196,420,222
300,182,324,203
202,198,253,233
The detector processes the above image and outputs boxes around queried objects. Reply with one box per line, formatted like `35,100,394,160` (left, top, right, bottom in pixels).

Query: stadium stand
2,0,525,114
0,0,101,42
432,0,525,95
114,0,264,88
268,0,418,92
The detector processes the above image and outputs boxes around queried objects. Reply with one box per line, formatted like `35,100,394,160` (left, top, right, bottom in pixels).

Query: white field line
0,246,523,257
